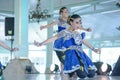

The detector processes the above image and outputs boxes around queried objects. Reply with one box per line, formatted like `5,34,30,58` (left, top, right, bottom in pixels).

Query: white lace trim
69,46,83,52
54,46,83,52
89,65,97,71
63,65,80,73
53,47,67,51
63,65,97,74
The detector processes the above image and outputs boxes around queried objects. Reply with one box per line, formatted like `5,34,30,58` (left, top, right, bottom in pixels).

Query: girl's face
61,9,69,18
71,18,82,30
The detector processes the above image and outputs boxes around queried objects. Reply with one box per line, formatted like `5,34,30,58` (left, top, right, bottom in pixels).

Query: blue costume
53,18,69,51
53,18,69,64
58,30,97,78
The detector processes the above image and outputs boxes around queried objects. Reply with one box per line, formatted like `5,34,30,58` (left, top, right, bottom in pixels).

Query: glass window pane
92,47,120,69
0,22,5,41
28,21,48,73
28,21,47,43
52,51,60,70
100,47,120,68
28,50,46,73
0,54,10,66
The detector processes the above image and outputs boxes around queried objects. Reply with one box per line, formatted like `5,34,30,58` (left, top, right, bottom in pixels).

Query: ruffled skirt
63,50,97,74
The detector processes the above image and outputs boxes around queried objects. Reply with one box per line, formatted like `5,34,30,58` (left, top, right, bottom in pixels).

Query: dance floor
25,74,120,80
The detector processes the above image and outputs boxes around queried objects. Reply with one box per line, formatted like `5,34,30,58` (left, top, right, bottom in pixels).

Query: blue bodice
58,30,85,50
57,18,69,32
53,18,69,50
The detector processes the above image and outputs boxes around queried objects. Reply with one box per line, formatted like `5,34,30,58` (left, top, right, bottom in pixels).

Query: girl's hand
86,28,92,32
93,48,101,54
34,40,41,47
11,47,19,52
40,26,45,30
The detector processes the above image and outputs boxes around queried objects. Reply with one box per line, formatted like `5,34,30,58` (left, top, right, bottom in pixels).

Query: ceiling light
116,26,120,31
29,0,52,23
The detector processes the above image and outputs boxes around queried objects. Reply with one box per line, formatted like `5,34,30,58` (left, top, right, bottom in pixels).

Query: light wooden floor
25,74,120,80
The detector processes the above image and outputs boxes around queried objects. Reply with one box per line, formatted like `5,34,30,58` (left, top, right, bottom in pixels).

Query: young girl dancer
34,14,100,79
39,7,92,74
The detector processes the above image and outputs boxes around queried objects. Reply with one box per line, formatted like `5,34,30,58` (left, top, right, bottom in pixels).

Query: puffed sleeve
81,32,86,39
57,30,66,38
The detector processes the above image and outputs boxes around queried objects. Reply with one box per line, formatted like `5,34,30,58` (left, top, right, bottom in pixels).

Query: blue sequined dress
57,30,97,74
53,18,69,51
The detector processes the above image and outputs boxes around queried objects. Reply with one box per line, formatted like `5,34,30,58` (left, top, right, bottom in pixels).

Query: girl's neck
61,17,68,21
68,26,75,31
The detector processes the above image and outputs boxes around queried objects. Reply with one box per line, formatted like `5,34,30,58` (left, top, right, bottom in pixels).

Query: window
100,48,120,68
0,22,5,41
28,22,47,43
28,21,47,73
0,54,10,66
92,47,120,69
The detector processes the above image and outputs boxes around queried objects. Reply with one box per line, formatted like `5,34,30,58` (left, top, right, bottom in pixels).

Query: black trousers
68,51,95,78
55,50,65,64
68,69,95,79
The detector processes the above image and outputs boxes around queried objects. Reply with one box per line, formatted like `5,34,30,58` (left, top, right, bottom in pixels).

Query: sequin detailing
58,18,70,29
73,32,82,45
58,30,83,45
68,46,83,52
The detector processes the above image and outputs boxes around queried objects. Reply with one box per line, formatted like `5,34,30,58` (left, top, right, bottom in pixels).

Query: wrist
86,28,89,31
92,47,95,51
41,26,45,29
43,26,47,28
39,43,42,46
10,48,14,52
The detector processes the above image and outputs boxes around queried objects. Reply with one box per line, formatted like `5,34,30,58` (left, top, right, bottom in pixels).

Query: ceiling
28,0,120,14
0,0,120,47
26,0,120,42
0,0,120,16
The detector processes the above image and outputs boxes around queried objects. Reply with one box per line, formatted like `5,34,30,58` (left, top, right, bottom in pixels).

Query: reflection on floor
25,74,120,80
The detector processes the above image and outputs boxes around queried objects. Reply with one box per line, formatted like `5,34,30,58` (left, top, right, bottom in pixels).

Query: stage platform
25,74,120,80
